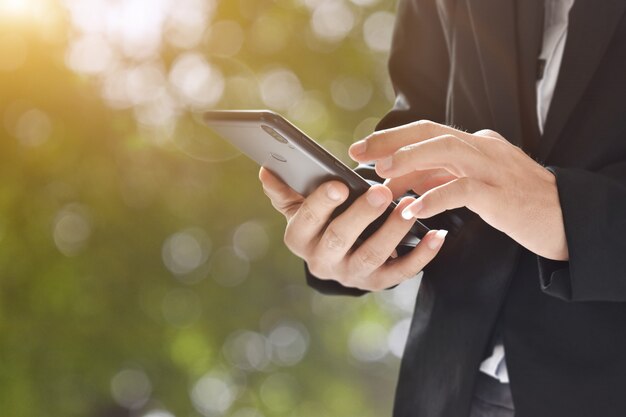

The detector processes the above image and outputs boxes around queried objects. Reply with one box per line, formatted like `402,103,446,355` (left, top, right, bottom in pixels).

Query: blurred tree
0,0,419,416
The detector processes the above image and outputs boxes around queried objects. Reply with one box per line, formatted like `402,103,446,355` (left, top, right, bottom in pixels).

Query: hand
349,120,569,261
258,167,448,291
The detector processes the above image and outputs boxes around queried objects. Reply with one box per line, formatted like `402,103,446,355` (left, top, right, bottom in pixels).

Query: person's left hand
348,120,569,261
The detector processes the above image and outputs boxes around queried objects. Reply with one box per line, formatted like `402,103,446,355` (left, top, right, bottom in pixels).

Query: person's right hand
259,167,448,292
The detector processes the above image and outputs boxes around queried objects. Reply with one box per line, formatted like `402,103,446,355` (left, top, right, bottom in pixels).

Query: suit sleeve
538,161,626,302
305,0,450,296
376,0,450,130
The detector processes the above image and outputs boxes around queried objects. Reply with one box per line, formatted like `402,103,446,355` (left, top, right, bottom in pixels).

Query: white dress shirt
479,0,576,384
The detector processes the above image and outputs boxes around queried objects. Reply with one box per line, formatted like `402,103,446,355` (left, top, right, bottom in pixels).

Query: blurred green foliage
0,0,417,416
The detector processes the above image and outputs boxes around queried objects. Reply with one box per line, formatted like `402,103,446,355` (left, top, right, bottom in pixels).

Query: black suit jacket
306,0,626,416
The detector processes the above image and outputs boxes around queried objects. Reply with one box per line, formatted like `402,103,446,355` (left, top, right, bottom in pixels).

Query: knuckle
400,142,419,153
322,226,347,250
399,264,422,280
399,252,430,279
307,263,327,279
354,244,386,269
397,143,419,163
488,137,511,153
345,258,366,277
284,206,300,220
441,134,461,152
298,201,320,225
474,129,501,139
345,258,370,280
280,201,301,219
307,257,334,279
416,119,436,134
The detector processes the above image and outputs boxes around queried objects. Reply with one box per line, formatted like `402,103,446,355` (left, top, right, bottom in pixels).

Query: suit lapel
539,0,626,160
466,0,524,146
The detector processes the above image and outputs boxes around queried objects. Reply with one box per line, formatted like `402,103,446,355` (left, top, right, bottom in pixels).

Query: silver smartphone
203,110,430,247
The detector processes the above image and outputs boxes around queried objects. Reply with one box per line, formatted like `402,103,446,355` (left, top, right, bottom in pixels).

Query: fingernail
327,184,342,201
401,199,423,220
366,188,387,207
350,140,367,156
427,230,448,250
378,157,393,172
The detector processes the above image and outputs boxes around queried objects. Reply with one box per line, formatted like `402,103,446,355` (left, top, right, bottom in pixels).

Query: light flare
0,0,36,17
0,0,52,23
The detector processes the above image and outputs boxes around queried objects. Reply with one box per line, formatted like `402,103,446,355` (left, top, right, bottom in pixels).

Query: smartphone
203,110,430,247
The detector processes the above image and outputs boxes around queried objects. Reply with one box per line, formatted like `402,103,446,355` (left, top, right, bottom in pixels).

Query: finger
311,184,392,266
283,180,350,255
349,120,473,162
411,171,458,195
367,229,448,290
259,167,304,217
384,169,457,198
375,134,490,181
383,173,422,199
401,177,495,220
345,196,418,277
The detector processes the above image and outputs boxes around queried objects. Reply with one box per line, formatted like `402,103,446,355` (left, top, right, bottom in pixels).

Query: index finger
384,169,457,198
349,120,472,163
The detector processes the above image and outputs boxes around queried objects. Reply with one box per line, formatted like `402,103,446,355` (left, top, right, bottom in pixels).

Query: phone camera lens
261,125,288,144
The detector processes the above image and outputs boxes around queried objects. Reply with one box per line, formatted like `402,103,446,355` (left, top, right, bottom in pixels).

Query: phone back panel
204,114,365,197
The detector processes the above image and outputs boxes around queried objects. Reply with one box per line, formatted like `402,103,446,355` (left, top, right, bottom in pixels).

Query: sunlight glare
0,0,33,17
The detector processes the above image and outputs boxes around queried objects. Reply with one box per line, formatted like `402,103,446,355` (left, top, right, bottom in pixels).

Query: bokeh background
0,0,423,416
